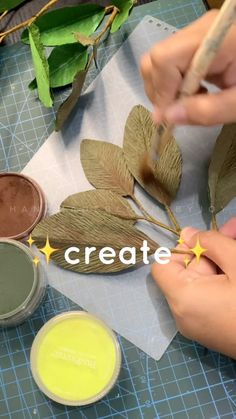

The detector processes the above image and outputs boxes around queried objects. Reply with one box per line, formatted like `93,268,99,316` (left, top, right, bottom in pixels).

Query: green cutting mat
1,1,236,418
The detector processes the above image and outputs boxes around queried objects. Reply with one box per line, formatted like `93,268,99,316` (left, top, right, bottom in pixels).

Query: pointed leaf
74,32,96,46
29,44,89,90
0,0,28,12
123,105,182,206
111,0,136,33
22,5,105,46
55,68,88,131
81,140,134,196
209,123,236,213
61,189,137,220
28,24,53,108
48,246,147,274
32,209,157,273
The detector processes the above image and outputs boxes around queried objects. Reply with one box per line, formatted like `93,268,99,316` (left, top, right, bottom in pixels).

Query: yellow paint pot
30,311,121,406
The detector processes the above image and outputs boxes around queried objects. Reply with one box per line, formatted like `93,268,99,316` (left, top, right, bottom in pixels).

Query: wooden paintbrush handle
180,0,236,97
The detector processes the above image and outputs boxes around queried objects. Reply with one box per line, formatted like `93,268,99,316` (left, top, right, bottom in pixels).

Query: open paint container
0,239,46,327
0,172,47,240
30,312,121,406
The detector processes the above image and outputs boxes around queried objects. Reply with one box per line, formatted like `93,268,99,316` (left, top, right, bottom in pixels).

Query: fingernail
165,103,187,124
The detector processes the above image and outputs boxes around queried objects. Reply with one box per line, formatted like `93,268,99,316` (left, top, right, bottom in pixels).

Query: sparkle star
39,236,58,264
184,257,190,268
190,238,207,263
27,234,35,247
177,237,184,246
33,256,40,267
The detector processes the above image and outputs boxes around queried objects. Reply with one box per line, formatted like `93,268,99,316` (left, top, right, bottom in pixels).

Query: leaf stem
131,194,180,237
171,248,192,255
0,0,58,43
137,216,179,236
165,205,181,232
211,213,218,231
0,10,8,22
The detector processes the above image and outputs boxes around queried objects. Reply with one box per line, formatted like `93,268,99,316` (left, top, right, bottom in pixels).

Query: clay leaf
61,189,137,220
55,68,87,131
74,32,96,46
32,209,157,273
209,123,236,213
123,105,182,206
0,0,28,12
80,140,134,196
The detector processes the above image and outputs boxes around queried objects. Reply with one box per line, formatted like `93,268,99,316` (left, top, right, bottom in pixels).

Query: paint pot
0,239,46,327
30,312,121,406
0,172,47,240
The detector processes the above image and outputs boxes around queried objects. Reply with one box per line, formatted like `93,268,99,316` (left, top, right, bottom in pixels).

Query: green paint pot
0,239,46,327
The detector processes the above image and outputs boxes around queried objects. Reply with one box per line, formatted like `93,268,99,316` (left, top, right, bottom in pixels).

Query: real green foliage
28,24,52,108
21,4,105,46
111,0,136,33
0,0,28,13
29,44,89,89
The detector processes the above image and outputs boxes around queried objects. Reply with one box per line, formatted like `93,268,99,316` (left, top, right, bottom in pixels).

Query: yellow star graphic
33,256,40,267
190,238,207,263
39,236,58,264
184,257,190,268
27,234,35,247
177,237,184,246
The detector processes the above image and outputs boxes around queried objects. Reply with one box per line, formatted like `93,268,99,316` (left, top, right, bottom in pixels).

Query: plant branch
211,213,219,230
171,248,193,255
94,6,119,44
165,205,181,232
0,0,58,43
0,10,8,22
131,194,180,237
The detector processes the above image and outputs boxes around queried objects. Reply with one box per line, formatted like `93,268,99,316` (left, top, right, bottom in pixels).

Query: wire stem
165,205,181,232
131,194,180,237
211,213,218,231
0,10,8,22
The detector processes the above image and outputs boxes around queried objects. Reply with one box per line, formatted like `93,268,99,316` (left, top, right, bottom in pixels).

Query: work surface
1,1,236,418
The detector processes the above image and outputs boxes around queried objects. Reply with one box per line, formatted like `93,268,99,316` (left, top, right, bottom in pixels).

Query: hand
140,10,236,126
152,218,236,358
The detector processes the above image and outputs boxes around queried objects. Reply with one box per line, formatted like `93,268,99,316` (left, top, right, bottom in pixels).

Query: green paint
0,242,35,317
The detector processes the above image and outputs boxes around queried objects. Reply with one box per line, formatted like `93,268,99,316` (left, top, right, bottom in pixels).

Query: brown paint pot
0,172,47,240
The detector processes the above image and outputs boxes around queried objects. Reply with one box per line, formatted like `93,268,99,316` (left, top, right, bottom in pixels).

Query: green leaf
80,140,134,196
208,123,236,213
111,0,135,33
123,105,182,206
0,0,28,12
55,68,88,131
29,44,88,90
28,24,53,108
61,189,137,220
21,4,105,46
32,209,157,273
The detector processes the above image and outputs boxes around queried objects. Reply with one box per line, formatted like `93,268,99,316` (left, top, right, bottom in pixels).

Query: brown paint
0,173,46,240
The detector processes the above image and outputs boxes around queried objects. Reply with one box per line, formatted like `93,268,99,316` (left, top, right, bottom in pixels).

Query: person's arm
152,218,236,359
140,10,236,126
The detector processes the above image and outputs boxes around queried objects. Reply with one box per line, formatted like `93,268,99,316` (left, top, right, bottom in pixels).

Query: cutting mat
1,1,236,418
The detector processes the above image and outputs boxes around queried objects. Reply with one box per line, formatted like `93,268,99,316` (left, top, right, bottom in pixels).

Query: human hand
152,217,236,358
140,10,236,126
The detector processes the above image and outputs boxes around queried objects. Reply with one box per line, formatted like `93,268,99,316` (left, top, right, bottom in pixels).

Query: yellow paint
35,314,118,402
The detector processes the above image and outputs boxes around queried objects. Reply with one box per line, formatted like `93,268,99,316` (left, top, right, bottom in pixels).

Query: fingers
183,230,236,277
140,10,219,111
219,217,236,239
162,87,236,126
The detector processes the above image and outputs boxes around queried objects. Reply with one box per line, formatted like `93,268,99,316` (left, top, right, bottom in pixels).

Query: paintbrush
141,0,236,183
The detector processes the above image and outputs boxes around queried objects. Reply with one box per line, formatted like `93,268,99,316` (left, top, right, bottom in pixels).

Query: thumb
184,230,236,277
164,87,236,126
